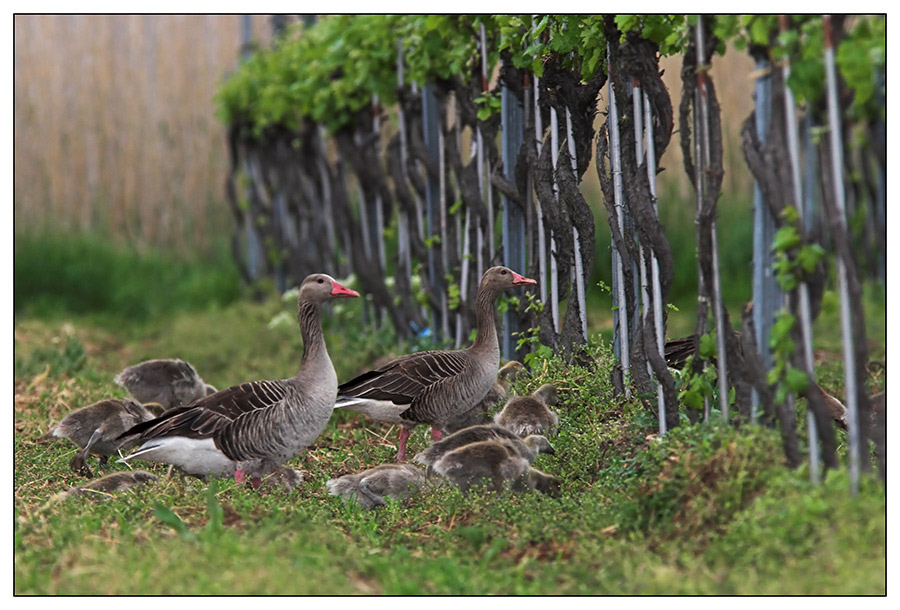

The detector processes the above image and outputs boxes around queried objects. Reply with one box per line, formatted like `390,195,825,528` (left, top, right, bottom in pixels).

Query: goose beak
330,281,360,298
511,272,537,286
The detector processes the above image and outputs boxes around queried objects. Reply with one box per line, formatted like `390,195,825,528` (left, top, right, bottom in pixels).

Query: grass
13,277,886,594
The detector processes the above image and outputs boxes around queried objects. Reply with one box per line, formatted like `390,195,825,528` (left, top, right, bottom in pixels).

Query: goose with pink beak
119,274,358,488
336,266,536,461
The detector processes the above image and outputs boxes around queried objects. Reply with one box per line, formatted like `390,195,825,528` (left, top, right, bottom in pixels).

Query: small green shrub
611,423,785,538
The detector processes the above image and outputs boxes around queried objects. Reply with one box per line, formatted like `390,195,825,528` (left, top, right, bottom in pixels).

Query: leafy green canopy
215,15,885,136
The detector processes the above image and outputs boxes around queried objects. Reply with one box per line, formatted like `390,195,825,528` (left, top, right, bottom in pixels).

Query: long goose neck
297,300,328,372
471,284,499,353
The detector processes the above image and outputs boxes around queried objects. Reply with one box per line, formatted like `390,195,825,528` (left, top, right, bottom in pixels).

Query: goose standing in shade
335,266,536,461
115,359,217,410
38,398,164,477
443,361,526,434
414,423,554,475
117,274,358,487
494,384,559,437
326,463,428,509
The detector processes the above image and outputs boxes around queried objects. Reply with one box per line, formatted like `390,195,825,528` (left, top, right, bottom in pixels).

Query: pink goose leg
396,427,410,462
431,427,442,442
235,469,247,484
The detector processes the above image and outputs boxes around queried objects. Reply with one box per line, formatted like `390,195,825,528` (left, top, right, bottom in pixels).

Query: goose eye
500,269,507,275
317,278,324,284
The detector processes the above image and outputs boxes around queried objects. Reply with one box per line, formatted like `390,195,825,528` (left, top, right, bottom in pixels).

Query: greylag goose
414,423,554,474
61,470,158,499
38,398,164,477
443,360,526,434
115,358,217,410
325,463,427,509
117,273,359,487
493,383,559,437
431,438,532,493
335,266,536,461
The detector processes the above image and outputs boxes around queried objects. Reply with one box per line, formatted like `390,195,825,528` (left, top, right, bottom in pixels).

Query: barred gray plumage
335,266,536,461
117,274,359,487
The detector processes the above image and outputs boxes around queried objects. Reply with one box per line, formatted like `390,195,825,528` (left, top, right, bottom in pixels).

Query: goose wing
118,380,289,443
338,349,469,406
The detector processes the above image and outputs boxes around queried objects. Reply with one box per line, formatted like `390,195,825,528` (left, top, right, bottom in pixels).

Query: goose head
480,266,537,295
299,273,360,305
498,360,526,384
522,434,555,456
526,468,562,497
532,383,558,407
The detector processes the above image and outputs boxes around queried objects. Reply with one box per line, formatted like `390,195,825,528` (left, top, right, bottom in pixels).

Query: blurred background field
14,14,759,332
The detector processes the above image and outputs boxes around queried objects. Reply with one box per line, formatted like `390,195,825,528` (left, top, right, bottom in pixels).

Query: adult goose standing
443,360,526,434
326,463,428,509
38,398,164,477
334,266,536,461
115,359,217,410
413,423,554,475
117,274,359,487
493,383,559,437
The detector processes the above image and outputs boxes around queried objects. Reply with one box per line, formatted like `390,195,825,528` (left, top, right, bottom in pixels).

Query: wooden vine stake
823,14,861,496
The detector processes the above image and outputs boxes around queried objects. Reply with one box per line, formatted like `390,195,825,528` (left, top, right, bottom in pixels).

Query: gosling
39,398,164,477
326,463,427,509
414,424,554,475
493,383,559,437
431,439,532,493
114,358,217,410
513,468,562,497
61,470,158,499
443,361,526,434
